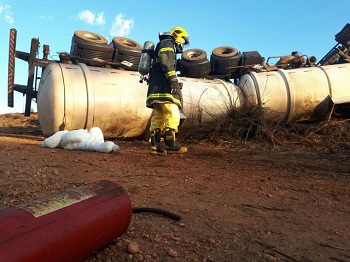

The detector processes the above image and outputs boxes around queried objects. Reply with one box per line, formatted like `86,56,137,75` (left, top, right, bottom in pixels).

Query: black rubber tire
70,35,114,67
212,46,238,58
179,59,211,78
117,51,142,71
74,30,108,44
112,37,142,53
210,50,241,75
181,49,207,63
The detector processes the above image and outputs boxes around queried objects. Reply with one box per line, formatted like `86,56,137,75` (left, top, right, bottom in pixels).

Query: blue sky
0,0,349,114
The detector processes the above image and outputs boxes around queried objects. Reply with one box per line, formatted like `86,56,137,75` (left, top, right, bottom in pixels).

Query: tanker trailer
36,62,244,138
238,63,350,123
37,62,350,138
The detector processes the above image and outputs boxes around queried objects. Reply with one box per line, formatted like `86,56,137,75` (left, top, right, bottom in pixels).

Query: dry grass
2,112,350,152
181,105,350,152
0,113,39,127
0,113,42,135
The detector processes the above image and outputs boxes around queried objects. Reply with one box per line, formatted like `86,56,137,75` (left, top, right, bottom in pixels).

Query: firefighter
146,26,189,155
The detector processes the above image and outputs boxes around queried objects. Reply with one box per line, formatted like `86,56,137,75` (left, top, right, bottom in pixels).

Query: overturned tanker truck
7,24,350,138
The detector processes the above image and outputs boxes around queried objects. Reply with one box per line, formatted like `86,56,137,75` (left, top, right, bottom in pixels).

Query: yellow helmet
170,26,189,45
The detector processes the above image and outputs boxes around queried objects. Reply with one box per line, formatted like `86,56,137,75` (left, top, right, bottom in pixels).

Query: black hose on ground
132,207,181,221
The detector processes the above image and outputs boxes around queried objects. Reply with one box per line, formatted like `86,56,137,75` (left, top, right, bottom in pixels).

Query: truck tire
74,30,108,44
70,31,113,67
181,49,207,63
112,37,142,71
210,46,241,76
112,37,142,54
212,46,238,58
179,59,211,78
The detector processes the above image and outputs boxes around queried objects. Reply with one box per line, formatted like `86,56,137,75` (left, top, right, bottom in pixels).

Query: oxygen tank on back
138,41,154,82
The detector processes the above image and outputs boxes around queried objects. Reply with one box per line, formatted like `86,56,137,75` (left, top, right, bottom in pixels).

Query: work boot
150,129,167,155
164,128,188,154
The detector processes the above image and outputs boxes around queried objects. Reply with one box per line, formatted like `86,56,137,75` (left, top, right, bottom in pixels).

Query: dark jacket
146,35,181,108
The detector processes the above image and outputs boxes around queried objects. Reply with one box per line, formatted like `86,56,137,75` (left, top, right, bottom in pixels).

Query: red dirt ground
0,113,349,261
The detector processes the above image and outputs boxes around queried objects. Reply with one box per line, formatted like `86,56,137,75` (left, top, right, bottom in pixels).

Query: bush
181,105,350,152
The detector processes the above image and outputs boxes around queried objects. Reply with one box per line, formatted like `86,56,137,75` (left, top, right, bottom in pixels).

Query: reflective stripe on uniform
158,47,174,55
165,71,176,78
147,93,181,105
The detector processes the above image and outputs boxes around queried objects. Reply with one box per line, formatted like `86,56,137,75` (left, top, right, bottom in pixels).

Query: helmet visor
182,35,189,46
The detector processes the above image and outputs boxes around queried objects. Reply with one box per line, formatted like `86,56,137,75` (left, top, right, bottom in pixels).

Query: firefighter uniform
146,27,189,155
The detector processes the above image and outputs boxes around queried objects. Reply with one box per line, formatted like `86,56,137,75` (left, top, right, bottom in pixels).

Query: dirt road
0,114,349,261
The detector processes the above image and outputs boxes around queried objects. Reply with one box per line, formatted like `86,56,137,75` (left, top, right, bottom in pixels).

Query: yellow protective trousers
150,103,180,132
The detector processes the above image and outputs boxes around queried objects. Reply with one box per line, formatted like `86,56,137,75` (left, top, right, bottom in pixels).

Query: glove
170,79,182,96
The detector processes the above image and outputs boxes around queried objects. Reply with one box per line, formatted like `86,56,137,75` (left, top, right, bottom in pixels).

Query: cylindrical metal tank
37,63,243,137
138,41,154,76
182,77,243,123
37,63,151,138
238,63,350,122
0,180,132,262
322,63,350,104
